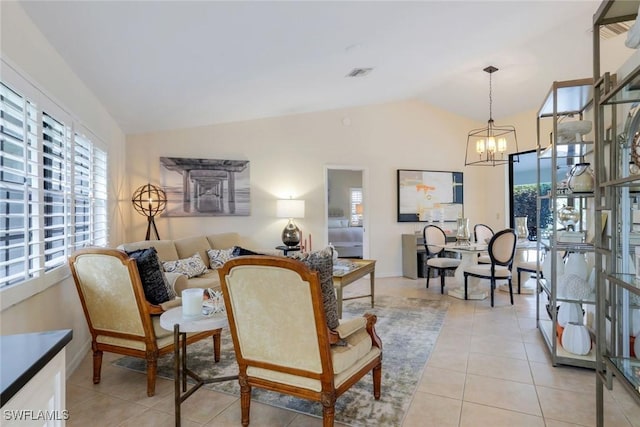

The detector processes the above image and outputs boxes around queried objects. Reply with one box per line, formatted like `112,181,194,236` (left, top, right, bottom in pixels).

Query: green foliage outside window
513,183,552,238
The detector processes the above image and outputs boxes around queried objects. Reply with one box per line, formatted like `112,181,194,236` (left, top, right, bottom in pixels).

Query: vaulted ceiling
17,1,631,135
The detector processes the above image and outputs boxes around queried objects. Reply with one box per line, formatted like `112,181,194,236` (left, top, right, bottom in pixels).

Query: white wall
126,100,491,276
0,2,126,373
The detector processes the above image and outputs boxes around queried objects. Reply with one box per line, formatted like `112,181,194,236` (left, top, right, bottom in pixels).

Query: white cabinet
0,330,72,427
2,350,67,427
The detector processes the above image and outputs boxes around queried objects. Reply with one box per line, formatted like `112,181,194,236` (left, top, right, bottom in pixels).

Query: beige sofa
118,232,243,294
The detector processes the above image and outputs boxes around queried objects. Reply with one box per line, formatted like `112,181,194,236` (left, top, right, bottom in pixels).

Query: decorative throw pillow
126,247,176,305
163,253,208,278
231,246,264,257
289,246,339,330
206,248,235,269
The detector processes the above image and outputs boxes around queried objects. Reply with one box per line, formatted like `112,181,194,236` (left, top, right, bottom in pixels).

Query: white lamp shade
277,199,305,218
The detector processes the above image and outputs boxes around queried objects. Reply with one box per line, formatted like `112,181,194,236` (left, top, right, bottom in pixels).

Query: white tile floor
66,276,640,426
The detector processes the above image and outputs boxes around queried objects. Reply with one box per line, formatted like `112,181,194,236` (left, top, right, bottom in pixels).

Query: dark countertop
1,329,73,406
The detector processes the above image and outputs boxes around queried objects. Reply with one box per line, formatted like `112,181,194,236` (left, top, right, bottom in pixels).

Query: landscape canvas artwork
160,157,250,217
397,169,463,222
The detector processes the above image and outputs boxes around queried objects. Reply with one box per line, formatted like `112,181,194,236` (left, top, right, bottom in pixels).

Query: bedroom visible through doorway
326,167,367,259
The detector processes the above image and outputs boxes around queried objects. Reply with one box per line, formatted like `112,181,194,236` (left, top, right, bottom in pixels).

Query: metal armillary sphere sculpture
131,183,167,240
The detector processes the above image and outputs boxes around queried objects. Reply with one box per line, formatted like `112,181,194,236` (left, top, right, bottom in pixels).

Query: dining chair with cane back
463,229,517,307
423,225,461,294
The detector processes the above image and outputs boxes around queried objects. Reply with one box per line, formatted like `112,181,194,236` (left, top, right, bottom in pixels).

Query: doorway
325,166,368,259
509,149,554,242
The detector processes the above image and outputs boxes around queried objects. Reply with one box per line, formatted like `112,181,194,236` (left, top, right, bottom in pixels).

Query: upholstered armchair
218,255,382,427
69,248,221,396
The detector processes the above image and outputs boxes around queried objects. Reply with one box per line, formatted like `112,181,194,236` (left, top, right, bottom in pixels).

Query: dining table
437,240,538,300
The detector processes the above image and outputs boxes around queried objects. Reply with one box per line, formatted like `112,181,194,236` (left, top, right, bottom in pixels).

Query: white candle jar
182,288,204,318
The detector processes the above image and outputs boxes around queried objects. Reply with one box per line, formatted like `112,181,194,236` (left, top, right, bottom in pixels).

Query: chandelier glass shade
131,183,167,240
465,66,519,166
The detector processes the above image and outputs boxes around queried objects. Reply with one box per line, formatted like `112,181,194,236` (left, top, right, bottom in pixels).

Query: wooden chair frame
69,248,221,397
219,256,382,427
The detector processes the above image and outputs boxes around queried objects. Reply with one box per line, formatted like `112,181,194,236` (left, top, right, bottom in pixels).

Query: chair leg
426,267,431,288
372,362,382,400
92,346,103,385
213,329,221,362
440,269,446,294
508,278,514,305
146,354,157,397
490,278,495,307
239,373,251,427
321,391,337,427
517,269,522,294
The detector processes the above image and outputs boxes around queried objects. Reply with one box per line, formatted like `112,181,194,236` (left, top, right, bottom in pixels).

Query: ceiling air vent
600,21,633,39
346,68,373,78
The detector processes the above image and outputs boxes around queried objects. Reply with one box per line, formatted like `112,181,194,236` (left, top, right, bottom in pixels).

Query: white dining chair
423,225,461,294
463,229,517,307
473,223,494,264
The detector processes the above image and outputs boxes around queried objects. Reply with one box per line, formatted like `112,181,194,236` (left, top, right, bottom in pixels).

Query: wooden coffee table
333,259,376,318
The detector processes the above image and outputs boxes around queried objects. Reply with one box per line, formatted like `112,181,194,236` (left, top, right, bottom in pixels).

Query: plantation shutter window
0,75,109,289
42,112,71,270
0,83,37,286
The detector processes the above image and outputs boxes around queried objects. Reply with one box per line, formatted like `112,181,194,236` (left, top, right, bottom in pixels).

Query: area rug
113,295,448,426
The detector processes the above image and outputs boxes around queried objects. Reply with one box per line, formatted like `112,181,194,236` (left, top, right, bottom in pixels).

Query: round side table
160,307,236,427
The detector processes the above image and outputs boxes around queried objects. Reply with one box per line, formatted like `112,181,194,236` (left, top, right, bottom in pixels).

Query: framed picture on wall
160,157,250,217
397,169,463,222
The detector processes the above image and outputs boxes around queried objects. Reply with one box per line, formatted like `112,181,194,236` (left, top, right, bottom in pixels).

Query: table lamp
276,199,305,247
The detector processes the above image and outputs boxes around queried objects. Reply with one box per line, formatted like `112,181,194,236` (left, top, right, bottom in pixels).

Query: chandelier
465,66,519,166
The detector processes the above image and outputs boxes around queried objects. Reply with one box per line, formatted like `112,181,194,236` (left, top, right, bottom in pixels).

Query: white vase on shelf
542,253,565,282
562,322,592,355
587,267,596,292
557,302,583,327
565,253,589,281
562,274,593,301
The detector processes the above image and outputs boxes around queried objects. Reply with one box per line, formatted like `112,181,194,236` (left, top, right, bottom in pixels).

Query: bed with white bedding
328,217,363,258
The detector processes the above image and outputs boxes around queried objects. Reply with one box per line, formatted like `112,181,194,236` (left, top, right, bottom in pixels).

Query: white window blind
73,132,108,249
0,78,108,289
0,83,36,286
42,112,71,270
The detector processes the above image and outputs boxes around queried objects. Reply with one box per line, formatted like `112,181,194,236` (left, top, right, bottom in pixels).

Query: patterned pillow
163,253,208,278
206,247,235,269
126,247,176,305
289,246,339,330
